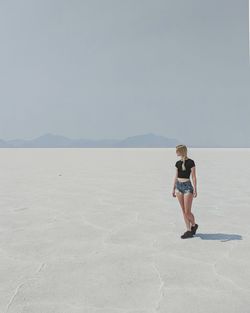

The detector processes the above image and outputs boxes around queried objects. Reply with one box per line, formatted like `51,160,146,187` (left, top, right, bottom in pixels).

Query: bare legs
176,191,196,231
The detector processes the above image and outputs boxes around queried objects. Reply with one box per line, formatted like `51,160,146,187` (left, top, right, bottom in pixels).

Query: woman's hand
193,190,197,198
172,188,176,197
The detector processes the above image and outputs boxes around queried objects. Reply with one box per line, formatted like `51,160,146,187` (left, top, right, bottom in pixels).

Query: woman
172,144,198,239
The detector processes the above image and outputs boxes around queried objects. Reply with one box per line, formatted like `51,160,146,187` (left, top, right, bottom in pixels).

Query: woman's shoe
191,224,198,235
181,230,193,239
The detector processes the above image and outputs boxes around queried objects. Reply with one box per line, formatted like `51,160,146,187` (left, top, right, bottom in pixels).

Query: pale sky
0,0,249,147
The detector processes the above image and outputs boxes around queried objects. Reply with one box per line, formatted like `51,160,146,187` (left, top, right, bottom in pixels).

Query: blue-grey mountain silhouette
0,133,181,148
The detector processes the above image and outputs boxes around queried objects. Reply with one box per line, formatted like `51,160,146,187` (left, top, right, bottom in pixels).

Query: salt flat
0,148,249,313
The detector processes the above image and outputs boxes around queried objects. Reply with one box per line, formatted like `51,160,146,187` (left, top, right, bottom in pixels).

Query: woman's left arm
191,166,197,193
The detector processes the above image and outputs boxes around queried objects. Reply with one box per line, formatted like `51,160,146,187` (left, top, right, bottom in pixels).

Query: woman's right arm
173,169,178,189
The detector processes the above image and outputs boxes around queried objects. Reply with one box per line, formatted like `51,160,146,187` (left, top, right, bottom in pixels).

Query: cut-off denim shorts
175,179,194,194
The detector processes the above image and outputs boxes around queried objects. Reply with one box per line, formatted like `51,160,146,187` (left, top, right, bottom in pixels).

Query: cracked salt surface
0,148,249,313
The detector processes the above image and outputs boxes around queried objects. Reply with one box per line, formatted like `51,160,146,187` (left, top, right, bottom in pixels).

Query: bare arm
172,168,178,191
191,166,197,192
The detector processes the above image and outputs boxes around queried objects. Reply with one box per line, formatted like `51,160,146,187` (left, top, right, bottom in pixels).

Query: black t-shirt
175,158,195,178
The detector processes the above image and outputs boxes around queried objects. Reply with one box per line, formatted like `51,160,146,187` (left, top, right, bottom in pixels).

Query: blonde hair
176,144,188,171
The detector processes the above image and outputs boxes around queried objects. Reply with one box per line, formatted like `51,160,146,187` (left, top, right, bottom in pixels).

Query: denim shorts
175,180,194,194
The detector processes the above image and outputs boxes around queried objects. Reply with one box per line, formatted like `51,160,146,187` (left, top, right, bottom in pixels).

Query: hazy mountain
0,133,181,148
113,133,180,148
0,139,9,148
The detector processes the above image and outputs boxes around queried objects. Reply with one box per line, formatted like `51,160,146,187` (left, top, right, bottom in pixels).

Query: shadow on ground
195,233,242,242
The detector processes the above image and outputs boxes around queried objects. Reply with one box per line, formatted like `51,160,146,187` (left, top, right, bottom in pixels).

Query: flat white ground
0,148,249,313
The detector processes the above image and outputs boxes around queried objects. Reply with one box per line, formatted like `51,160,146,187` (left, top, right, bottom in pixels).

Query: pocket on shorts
184,181,192,187
185,184,194,193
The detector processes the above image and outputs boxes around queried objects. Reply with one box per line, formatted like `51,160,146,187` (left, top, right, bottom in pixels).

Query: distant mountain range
0,133,182,148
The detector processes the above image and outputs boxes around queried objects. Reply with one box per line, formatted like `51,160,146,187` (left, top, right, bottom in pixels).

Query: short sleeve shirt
175,158,195,178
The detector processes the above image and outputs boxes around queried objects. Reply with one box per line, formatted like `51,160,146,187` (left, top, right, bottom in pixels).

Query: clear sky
0,0,249,147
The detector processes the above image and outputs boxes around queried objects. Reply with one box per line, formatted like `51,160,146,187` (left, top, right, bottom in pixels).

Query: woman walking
172,144,198,239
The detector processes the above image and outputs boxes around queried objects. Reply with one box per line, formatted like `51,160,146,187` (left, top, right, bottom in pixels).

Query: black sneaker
191,224,198,235
181,230,193,239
